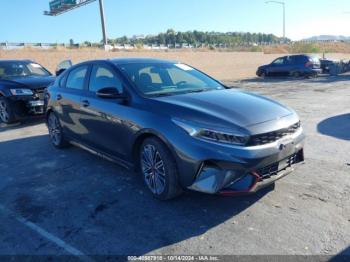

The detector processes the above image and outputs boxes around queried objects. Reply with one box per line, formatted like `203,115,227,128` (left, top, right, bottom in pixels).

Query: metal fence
0,43,72,50
0,42,282,51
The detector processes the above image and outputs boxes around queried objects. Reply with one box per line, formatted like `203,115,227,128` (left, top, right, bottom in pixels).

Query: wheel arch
45,107,55,120
131,130,179,170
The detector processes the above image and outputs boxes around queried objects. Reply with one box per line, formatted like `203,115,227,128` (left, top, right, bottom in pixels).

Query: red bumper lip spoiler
219,172,262,196
219,168,295,196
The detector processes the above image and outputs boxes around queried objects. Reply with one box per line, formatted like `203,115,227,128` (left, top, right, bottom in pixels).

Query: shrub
290,43,321,54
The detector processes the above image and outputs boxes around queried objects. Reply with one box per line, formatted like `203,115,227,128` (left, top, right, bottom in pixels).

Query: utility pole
266,1,286,42
98,0,108,47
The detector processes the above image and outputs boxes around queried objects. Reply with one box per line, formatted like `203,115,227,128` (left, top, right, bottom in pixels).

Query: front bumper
187,131,305,195
219,149,304,195
9,95,45,116
26,100,45,114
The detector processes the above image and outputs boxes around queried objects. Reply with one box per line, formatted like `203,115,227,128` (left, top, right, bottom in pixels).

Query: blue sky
1,0,350,43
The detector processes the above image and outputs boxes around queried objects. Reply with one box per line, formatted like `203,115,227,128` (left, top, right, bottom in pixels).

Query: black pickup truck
0,60,55,123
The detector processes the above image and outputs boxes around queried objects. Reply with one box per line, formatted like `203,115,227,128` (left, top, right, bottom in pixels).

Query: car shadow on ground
239,77,306,84
0,116,45,133
317,114,350,141
237,74,350,85
309,74,350,83
0,135,274,255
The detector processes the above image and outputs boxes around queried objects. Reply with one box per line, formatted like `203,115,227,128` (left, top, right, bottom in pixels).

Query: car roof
109,58,178,65
62,58,181,73
70,58,179,68
0,59,33,63
289,54,318,58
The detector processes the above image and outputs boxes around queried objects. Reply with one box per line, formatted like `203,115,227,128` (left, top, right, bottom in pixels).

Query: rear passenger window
66,66,88,90
288,56,297,64
285,56,293,64
297,56,307,64
89,65,123,93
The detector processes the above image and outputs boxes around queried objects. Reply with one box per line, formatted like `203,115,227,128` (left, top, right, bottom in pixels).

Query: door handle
81,100,90,107
57,94,62,101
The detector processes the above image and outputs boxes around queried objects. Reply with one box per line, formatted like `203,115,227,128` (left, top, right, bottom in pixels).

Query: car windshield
117,62,225,97
0,61,51,78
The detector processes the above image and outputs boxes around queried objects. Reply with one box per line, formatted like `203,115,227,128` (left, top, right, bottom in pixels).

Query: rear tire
0,97,16,124
291,71,301,78
47,112,69,149
139,137,182,200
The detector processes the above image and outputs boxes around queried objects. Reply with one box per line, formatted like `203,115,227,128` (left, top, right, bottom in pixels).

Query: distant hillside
107,29,289,47
302,35,350,41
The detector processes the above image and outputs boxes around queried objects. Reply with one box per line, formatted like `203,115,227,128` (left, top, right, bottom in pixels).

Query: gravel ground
0,75,349,259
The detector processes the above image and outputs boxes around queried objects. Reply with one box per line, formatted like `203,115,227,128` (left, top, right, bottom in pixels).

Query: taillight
305,61,313,68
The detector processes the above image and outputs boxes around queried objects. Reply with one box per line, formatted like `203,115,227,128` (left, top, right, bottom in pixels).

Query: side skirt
69,140,134,170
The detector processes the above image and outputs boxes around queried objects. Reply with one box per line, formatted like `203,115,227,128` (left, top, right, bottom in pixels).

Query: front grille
247,121,301,146
33,88,46,100
258,162,279,178
257,151,303,180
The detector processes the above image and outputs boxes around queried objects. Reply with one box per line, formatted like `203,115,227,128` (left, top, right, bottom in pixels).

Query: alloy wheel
48,113,62,146
141,144,166,195
0,100,9,123
292,71,300,78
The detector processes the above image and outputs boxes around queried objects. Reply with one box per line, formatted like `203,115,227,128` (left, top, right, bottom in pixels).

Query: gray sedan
45,58,305,200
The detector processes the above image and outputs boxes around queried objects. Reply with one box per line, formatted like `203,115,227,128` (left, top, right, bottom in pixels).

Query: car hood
154,89,294,129
259,64,270,69
0,76,55,90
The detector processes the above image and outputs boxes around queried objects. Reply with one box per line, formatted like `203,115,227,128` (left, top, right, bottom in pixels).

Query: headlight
172,119,249,146
10,89,33,96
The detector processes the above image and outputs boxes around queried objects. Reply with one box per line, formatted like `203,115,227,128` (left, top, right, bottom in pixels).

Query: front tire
259,70,267,78
0,97,16,124
139,137,182,200
47,112,69,148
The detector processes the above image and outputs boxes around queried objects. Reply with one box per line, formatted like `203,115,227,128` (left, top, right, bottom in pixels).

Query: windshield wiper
186,88,213,94
149,92,176,97
149,88,215,97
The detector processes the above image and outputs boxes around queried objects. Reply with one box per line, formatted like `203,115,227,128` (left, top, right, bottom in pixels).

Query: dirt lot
2,49,350,80
0,71,349,258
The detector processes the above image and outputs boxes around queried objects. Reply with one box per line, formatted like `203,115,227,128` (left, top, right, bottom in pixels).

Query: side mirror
56,60,73,76
96,87,125,99
56,68,66,76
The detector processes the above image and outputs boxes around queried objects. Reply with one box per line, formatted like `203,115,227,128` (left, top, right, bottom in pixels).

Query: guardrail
0,43,79,50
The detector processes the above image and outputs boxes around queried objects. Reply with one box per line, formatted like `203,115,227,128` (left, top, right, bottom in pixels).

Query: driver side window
273,58,285,65
89,65,123,93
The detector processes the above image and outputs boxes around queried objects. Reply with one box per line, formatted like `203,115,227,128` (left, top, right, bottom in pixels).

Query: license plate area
28,100,44,107
258,151,302,179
